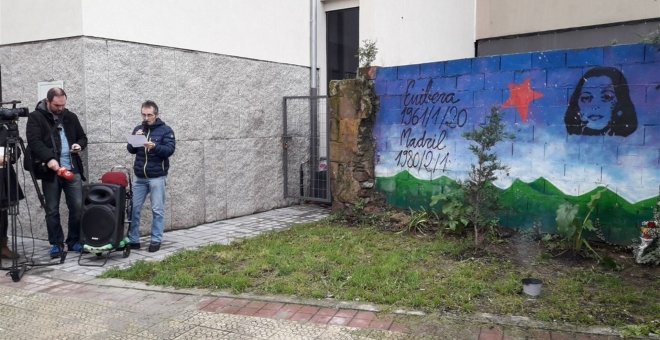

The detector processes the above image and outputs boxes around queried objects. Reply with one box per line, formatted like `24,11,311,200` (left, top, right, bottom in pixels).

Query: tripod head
1,120,20,139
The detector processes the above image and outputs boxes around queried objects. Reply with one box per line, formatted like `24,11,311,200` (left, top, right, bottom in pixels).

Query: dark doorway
326,7,359,83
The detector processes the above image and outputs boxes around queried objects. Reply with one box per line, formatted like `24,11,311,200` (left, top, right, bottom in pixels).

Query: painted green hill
499,179,654,243
376,171,656,244
526,177,564,196
376,172,459,208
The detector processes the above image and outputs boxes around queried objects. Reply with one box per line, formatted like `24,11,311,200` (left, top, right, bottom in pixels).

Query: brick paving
0,204,630,339
197,297,408,333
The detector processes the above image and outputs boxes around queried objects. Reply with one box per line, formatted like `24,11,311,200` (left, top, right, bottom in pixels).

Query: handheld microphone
56,168,74,181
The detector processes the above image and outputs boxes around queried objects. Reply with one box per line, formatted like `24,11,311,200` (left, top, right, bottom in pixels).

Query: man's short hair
141,100,159,114
46,87,67,101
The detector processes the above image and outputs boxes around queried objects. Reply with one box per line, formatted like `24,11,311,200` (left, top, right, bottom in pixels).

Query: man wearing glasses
126,100,176,252
26,87,87,258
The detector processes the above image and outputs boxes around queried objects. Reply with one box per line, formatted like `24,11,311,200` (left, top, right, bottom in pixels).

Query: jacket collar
35,99,68,123
143,118,165,129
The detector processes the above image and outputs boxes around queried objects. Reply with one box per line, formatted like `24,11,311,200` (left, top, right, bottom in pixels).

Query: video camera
0,100,30,121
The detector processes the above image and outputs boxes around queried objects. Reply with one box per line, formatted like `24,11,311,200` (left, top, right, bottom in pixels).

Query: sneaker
148,243,161,252
49,245,63,258
128,242,141,250
69,242,83,253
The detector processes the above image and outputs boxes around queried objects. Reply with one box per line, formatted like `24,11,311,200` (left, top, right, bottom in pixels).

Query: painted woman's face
578,76,617,131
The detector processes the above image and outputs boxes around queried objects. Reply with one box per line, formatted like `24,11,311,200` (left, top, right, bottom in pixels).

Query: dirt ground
472,234,660,329
483,231,660,286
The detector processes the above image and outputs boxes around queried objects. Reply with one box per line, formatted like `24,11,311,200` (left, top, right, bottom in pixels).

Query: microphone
56,168,74,181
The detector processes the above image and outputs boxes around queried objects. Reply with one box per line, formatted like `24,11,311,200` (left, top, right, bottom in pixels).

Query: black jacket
0,126,24,205
127,118,175,178
26,99,87,181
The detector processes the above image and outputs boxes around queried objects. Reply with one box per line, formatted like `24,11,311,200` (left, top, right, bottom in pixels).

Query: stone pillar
328,68,378,212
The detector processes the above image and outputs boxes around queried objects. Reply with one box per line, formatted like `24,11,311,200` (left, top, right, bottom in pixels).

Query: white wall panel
360,0,476,66
0,0,82,44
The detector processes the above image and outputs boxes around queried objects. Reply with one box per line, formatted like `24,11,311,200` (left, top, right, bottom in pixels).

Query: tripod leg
18,137,46,209
9,209,22,279
2,138,25,281
58,243,67,264
8,203,24,282
9,263,25,282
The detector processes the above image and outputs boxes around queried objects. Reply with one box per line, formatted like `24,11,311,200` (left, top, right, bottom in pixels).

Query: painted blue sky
374,44,660,203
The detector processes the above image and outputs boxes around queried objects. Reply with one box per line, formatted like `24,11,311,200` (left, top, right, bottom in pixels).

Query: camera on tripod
0,100,29,122
0,99,50,281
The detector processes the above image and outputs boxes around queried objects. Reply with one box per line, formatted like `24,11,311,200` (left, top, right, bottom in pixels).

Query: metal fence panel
283,96,330,203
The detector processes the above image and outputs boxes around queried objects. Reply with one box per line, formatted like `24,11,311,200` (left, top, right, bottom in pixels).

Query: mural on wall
564,67,637,137
374,43,660,244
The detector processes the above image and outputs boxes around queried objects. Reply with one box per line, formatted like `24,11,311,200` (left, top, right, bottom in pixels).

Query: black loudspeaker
80,183,126,248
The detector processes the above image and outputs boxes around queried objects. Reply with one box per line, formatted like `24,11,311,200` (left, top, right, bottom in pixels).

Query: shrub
461,107,512,247
555,188,605,259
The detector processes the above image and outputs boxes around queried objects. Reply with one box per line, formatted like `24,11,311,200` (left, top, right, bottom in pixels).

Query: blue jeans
42,174,83,248
129,176,166,244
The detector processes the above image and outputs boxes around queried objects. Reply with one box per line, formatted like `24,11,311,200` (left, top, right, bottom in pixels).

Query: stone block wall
328,74,379,210
0,37,308,240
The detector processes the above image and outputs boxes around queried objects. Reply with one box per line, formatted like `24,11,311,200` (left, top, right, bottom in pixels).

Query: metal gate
282,96,331,203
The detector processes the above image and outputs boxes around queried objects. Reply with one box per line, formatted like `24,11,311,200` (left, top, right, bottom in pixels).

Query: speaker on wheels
80,183,126,248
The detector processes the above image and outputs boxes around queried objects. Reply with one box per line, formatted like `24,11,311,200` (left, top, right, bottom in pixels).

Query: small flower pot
521,278,543,297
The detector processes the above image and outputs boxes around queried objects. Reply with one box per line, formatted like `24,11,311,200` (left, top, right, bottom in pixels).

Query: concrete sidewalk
0,204,629,339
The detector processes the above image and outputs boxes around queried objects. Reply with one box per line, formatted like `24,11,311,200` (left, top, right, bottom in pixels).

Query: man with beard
26,87,87,258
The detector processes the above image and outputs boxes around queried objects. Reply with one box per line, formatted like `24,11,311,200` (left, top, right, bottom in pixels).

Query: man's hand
47,159,60,171
70,143,82,153
144,141,156,151
56,167,74,181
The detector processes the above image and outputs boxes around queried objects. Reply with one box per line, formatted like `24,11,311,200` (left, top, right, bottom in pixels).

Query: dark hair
46,87,67,101
564,67,637,137
141,100,159,114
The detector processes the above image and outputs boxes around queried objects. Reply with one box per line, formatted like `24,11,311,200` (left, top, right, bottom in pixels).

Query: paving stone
87,330,144,340
0,330,39,340
171,326,234,339
136,320,198,339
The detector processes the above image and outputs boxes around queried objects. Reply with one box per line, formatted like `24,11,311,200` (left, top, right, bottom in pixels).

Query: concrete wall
373,43,660,244
476,0,660,39
0,36,308,240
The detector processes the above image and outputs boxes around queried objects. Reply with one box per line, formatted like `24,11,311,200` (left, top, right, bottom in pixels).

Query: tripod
0,121,60,282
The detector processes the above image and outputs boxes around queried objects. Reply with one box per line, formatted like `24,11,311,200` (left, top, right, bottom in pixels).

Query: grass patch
102,220,659,330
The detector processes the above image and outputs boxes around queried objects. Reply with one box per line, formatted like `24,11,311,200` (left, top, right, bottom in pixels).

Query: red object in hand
56,168,74,181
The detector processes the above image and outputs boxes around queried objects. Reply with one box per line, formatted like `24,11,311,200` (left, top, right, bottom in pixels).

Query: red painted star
502,79,543,123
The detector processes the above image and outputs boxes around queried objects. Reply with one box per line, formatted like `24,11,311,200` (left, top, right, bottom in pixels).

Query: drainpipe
310,0,318,97
308,0,319,197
